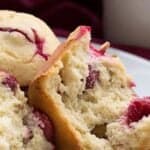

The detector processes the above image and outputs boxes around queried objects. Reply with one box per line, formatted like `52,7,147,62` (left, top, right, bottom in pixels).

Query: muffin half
28,26,135,150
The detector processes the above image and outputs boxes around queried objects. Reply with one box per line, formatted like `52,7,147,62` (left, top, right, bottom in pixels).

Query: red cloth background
0,0,149,60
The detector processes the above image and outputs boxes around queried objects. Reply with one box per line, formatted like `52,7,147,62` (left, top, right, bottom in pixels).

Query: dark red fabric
111,44,150,60
55,29,150,60
0,0,149,60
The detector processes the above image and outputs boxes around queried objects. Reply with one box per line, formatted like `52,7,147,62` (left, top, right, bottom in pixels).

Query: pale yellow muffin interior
0,71,53,150
42,28,134,149
107,97,150,150
107,117,150,150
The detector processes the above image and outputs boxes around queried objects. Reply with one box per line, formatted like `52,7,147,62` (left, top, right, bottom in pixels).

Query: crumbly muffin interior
45,40,134,149
107,97,150,150
0,72,53,150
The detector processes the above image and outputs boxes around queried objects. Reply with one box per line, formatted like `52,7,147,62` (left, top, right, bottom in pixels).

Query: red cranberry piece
124,97,150,125
89,42,110,58
89,44,106,57
86,65,99,89
2,75,17,92
75,26,91,40
33,109,54,142
128,81,136,88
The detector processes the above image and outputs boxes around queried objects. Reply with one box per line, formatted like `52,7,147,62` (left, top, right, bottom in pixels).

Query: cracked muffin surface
0,10,59,86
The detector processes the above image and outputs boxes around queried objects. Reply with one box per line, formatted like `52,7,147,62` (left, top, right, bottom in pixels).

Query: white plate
59,37,150,97
108,47,150,97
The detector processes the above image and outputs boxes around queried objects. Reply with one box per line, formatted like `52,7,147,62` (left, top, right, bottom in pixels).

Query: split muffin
29,26,135,150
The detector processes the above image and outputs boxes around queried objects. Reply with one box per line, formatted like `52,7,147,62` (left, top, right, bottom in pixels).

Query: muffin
28,26,135,150
107,97,150,150
0,71,54,150
0,10,59,86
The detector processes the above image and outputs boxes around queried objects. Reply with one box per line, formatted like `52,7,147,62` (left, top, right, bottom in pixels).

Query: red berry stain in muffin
31,28,49,60
2,75,17,92
89,44,106,57
0,27,49,60
0,27,33,42
128,81,136,88
124,97,150,125
75,26,91,40
86,65,99,89
33,109,54,142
